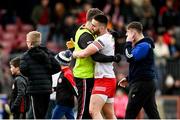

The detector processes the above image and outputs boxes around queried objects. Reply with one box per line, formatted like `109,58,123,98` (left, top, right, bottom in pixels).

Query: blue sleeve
132,42,150,61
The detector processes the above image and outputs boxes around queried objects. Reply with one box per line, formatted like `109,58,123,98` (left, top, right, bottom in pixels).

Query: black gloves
109,29,119,39
113,54,121,63
11,105,19,113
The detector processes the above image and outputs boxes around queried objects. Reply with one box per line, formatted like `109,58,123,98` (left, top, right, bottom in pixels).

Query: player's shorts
92,78,116,102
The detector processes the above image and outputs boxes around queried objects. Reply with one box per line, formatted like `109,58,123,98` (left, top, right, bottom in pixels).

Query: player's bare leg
89,94,105,119
102,102,116,119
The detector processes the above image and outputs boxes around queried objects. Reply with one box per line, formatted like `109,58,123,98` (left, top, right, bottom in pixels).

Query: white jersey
93,33,115,78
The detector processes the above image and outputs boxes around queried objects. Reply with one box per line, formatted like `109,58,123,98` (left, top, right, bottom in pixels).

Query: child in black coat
9,56,28,119
51,50,78,119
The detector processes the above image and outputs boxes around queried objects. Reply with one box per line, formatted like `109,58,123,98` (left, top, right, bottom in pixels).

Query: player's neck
100,29,108,36
85,21,91,30
135,34,144,43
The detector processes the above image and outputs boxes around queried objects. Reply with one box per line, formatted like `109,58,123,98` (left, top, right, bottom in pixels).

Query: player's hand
117,74,128,88
126,30,135,42
66,38,75,49
73,51,85,58
118,78,128,88
73,51,78,58
113,54,121,63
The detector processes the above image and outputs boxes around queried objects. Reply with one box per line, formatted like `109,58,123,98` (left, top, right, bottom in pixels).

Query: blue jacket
124,37,156,84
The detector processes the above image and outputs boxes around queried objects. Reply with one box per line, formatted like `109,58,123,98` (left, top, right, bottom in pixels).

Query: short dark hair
10,56,20,68
86,8,104,21
127,21,143,33
93,14,108,26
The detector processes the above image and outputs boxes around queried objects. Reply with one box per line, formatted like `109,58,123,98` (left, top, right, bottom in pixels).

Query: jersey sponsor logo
94,86,106,92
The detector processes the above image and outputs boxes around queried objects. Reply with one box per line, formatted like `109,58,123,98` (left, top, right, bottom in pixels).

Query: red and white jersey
93,33,115,78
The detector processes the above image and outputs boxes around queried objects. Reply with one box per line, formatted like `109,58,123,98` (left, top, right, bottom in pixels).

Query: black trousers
125,80,160,119
13,112,26,119
75,77,94,119
31,94,50,119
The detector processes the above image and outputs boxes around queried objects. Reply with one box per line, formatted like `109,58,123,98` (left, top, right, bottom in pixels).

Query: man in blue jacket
118,21,160,119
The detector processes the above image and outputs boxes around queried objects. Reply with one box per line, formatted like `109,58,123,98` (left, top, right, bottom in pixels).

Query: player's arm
73,38,104,58
125,42,150,62
91,52,114,62
74,32,115,62
13,78,26,107
73,41,99,58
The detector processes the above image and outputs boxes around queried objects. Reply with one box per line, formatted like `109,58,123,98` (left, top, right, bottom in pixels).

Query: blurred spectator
63,15,79,44
133,0,156,30
174,79,180,94
140,0,156,29
174,27,180,53
159,0,178,28
121,0,136,23
46,41,61,53
0,9,16,27
131,0,143,20
0,43,12,94
165,58,180,95
131,0,143,7
174,0,180,26
2,65,12,95
76,2,92,25
0,44,4,93
31,0,51,46
114,88,128,119
103,0,123,27
50,2,66,46
0,94,12,119
144,27,157,41
163,27,180,58
154,34,170,94
164,74,175,94
69,0,84,15
91,0,107,10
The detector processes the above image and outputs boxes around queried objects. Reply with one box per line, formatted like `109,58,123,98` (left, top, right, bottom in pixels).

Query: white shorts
96,94,114,103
